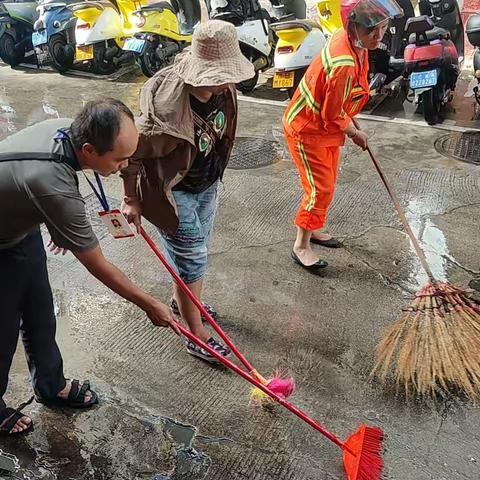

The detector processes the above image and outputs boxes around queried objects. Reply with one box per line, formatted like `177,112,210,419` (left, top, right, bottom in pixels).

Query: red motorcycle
403,0,463,125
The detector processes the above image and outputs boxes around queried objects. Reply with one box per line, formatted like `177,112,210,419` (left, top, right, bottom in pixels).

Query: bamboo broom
353,120,480,399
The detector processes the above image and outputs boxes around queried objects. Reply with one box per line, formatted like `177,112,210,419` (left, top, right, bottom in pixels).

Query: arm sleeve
29,169,98,252
319,65,354,131
34,194,98,252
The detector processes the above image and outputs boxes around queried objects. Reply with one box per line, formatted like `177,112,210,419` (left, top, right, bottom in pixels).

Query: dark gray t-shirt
0,118,98,252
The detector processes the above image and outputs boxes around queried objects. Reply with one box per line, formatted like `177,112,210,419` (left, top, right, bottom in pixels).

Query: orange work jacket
283,28,370,147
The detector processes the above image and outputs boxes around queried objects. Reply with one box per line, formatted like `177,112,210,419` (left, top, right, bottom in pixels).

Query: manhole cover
434,131,480,166
228,137,283,170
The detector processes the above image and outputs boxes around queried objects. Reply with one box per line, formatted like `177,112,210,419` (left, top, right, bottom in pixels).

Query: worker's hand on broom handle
346,121,368,150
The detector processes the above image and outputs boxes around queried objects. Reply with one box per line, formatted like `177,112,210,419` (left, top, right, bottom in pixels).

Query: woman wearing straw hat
121,20,255,363
283,0,403,274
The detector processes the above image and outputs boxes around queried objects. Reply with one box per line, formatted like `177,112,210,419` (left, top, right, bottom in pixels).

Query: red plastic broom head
343,424,384,480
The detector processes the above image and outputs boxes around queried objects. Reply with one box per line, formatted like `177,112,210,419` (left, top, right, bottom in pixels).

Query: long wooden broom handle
352,119,437,283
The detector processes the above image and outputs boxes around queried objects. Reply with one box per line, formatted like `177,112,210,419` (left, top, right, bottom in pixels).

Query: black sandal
310,236,343,248
36,379,98,409
291,251,328,275
0,396,34,436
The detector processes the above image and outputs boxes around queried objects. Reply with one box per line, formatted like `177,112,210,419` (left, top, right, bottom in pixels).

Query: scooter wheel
138,41,162,78
422,88,440,125
49,33,74,73
92,42,117,75
0,33,26,67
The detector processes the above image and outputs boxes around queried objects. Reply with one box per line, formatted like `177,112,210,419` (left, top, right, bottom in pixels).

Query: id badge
99,209,135,239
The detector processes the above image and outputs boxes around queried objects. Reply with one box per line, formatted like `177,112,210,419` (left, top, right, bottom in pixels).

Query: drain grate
228,137,283,170
434,131,480,166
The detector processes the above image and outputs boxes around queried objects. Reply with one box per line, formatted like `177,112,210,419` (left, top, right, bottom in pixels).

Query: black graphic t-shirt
174,93,228,194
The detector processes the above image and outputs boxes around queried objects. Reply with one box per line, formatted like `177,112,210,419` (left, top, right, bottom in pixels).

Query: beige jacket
122,59,238,233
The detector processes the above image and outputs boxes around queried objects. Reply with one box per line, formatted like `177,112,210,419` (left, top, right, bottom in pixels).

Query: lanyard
83,171,110,212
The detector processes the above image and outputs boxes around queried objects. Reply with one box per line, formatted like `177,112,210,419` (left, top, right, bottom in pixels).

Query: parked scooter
124,0,201,77
403,0,464,124
32,0,77,72
466,13,480,111
270,0,339,98
367,0,414,95
69,0,137,75
209,0,278,92
0,0,37,66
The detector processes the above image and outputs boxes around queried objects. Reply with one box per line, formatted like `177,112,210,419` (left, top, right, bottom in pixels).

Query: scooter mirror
369,72,387,90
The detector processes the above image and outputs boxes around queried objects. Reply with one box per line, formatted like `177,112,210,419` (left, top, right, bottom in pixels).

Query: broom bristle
250,374,295,403
343,424,384,480
372,281,480,398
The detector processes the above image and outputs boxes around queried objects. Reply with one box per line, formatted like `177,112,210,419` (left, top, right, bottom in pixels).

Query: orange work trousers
285,132,340,231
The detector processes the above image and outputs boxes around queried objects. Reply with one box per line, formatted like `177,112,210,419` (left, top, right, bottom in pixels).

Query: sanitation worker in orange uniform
283,0,403,274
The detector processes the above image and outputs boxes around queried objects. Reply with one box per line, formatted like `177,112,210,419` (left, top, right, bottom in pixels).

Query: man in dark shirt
0,98,178,436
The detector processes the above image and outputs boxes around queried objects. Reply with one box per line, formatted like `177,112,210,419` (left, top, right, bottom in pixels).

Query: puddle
405,199,451,287
161,418,196,448
157,417,211,480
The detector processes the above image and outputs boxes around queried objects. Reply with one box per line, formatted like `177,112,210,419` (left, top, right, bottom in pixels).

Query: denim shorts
159,180,219,284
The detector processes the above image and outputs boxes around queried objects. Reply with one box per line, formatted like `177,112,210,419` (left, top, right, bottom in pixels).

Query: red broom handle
352,119,436,283
140,227,256,374
174,321,353,454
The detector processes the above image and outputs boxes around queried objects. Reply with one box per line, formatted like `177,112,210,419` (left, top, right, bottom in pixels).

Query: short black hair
71,98,134,155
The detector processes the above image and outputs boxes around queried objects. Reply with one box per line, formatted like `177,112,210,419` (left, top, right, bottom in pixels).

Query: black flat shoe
310,236,343,248
291,251,328,275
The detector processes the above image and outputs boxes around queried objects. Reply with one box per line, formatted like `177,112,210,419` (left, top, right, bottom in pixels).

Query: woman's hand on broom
351,130,368,150
121,197,142,234
346,122,368,151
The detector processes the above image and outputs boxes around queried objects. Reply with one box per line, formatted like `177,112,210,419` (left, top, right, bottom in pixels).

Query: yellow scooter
271,0,342,97
70,0,200,75
70,0,145,74
123,0,202,77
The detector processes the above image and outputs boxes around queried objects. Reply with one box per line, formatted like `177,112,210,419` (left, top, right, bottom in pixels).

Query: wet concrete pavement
1,63,480,479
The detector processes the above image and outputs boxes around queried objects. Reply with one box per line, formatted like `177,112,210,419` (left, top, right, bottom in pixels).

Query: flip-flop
310,237,343,248
291,251,328,275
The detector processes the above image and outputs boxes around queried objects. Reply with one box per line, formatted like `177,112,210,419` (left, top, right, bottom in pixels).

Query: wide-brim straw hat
173,19,255,87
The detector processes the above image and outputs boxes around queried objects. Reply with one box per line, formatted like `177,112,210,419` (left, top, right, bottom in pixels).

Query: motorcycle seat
139,1,177,13
408,26,449,44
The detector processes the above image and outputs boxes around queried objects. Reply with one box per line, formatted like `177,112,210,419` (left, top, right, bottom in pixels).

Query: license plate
410,69,438,89
123,37,146,54
32,29,48,47
273,71,295,89
75,45,94,61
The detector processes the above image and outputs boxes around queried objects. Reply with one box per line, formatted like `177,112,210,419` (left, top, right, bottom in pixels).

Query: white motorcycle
209,0,278,92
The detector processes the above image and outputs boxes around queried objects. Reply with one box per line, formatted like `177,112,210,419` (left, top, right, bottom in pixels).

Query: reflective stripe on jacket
283,28,370,147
